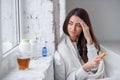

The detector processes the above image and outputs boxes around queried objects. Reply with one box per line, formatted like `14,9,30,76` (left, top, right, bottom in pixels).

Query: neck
70,37,78,42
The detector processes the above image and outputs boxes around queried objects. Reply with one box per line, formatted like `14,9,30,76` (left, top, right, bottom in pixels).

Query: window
1,0,20,55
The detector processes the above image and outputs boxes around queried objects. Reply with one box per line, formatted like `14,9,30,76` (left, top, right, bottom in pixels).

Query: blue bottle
42,47,47,57
42,41,47,57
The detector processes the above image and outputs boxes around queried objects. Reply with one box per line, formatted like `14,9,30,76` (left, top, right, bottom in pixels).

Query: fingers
80,20,85,30
95,56,102,61
82,22,87,28
79,19,88,29
90,57,101,68
91,60,99,69
79,19,90,36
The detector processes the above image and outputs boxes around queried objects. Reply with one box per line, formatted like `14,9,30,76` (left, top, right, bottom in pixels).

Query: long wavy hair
63,8,101,63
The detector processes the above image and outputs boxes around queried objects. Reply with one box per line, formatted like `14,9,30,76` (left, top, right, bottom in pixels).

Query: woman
54,8,105,80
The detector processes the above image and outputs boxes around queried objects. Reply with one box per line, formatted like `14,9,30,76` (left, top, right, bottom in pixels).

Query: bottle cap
22,39,30,43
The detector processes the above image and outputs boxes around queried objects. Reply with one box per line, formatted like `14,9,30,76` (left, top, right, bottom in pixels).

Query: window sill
1,55,54,80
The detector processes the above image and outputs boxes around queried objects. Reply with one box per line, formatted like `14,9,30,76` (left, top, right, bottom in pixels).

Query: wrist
87,39,93,45
83,63,91,72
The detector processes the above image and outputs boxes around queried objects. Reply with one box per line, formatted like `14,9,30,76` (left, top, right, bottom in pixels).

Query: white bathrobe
54,35,105,80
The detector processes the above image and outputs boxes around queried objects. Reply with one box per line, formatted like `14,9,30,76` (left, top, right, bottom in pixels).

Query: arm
87,43,98,60
79,18,98,59
87,44,101,72
79,18,105,78
84,44,105,78
75,44,98,80
53,51,65,80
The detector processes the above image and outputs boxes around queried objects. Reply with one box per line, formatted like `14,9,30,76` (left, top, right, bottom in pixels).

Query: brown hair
63,8,101,63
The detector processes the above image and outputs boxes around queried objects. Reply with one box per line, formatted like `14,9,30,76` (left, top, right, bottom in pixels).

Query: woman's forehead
69,15,82,22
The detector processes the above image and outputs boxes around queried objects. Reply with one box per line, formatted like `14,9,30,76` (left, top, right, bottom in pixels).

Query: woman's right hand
83,57,101,72
79,19,93,45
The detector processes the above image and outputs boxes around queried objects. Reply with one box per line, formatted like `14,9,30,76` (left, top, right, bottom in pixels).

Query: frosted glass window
1,0,20,54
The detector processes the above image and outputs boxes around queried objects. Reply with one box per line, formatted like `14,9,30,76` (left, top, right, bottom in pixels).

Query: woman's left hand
83,56,101,72
80,20,93,45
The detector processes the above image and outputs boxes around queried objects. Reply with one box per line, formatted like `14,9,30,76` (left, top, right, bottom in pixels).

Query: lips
70,31,77,34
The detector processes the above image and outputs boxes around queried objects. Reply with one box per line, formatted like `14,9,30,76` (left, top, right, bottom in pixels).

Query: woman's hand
80,20,93,45
83,57,101,72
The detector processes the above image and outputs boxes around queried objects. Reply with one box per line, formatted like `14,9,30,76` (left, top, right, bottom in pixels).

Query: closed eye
75,23,81,28
68,21,73,25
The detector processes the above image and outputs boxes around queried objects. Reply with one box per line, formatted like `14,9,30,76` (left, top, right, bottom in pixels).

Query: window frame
0,0,2,62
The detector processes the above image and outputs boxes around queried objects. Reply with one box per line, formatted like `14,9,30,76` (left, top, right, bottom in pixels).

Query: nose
71,25,76,31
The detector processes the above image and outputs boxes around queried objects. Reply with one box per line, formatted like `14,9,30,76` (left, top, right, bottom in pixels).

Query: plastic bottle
42,41,47,57
18,39,31,58
30,39,38,58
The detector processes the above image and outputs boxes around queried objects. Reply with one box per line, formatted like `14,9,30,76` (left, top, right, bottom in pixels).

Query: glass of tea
17,57,30,70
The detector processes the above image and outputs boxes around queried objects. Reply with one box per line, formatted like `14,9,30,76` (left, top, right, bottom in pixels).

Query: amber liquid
17,58,30,70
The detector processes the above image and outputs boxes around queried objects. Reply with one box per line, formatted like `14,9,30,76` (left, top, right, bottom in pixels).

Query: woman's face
67,15,82,42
